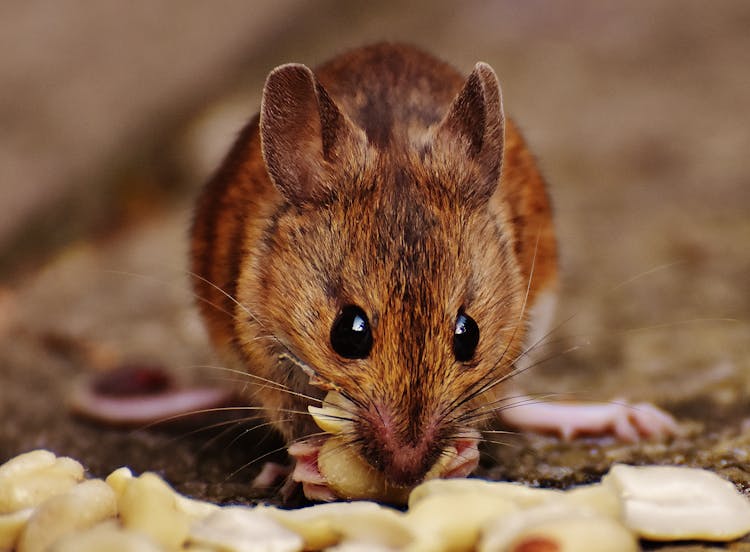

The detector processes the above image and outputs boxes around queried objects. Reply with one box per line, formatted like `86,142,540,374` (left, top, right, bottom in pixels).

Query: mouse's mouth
290,392,480,503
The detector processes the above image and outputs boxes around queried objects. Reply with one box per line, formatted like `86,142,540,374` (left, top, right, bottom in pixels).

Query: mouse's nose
357,407,445,487
395,447,449,486
369,438,443,487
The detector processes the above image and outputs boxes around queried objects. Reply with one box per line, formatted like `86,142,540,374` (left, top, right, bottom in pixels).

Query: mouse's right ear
260,64,365,205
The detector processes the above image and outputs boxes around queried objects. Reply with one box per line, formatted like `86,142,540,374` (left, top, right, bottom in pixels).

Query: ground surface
1,2,749,550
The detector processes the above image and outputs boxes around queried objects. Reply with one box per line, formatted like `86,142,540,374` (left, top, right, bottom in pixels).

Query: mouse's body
190,44,672,501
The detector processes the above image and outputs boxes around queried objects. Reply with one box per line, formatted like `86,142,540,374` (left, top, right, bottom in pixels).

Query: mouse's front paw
499,396,679,443
287,438,338,502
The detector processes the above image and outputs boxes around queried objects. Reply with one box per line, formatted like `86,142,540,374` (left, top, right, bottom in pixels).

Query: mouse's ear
260,63,365,205
432,62,504,206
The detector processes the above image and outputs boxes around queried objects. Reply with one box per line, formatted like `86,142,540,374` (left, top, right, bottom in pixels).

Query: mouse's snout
357,405,451,487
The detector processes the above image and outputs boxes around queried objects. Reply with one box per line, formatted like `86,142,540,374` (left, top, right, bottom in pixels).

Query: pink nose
379,442,438,486
360,417,444,486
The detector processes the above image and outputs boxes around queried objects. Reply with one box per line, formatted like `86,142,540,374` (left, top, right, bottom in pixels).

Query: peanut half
603,463,750,541
0,451,84,515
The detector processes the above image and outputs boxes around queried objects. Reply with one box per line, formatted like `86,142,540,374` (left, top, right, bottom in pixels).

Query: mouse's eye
453,309,479,362
330,305,373,359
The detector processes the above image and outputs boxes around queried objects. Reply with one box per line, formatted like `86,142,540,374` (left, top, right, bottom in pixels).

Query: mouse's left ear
432,62,505,207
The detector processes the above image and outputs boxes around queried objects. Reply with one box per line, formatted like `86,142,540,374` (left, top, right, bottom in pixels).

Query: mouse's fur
191,43,557,486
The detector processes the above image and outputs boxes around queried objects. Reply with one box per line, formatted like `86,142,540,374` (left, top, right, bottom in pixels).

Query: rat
189,43,677,501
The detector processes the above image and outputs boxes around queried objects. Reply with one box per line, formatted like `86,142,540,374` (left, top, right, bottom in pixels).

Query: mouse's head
241,62,526,486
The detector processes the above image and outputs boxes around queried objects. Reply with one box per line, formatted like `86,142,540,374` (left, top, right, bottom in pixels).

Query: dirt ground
1,1,749,550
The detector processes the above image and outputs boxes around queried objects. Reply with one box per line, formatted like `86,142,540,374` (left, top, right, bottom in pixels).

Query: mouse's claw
616,400,681,441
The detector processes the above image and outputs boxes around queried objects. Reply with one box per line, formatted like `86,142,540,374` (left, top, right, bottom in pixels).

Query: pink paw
287,439,338,502
251,462,291,489
500,396,679,442
433,435,481,479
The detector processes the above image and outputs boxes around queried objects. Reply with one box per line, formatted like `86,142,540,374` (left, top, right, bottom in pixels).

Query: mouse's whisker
514,316,740,355
223,443,291,482
469,342,582,411
607,260,688,293
274,354,369,414
277,352,322,384
458,312,578,419
498,346,580,389
455,397,538,424
188,272,319,378
336,387,371,413
195,364,294,390
447,391,560,429
456,393,562,427
128,405,276,433
162,413,266,444
304,408,357,425
481,428,522,436
461,384,575,426
438,232,545,422
479,437,520,449
187,270,262,326
491,227,543,371
476,447,504,466
200,417,290,455
102,268,246,326
224,428,333,483
446,253,706,436
314,435,359,467
221,418,289,451
288,431,331,448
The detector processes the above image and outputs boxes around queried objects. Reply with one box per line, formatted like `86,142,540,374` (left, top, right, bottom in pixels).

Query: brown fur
190,43,557,485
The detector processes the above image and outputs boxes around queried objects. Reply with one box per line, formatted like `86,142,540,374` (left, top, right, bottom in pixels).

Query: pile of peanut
1,449,749,552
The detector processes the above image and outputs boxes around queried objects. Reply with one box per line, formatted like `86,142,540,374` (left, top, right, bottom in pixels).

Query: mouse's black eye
453,310,479,362
330,305,373,359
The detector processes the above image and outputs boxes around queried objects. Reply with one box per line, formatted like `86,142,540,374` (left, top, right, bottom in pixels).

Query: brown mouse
190,43,675,501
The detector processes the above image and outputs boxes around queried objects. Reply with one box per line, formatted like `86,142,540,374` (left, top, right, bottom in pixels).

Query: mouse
189,43,677,502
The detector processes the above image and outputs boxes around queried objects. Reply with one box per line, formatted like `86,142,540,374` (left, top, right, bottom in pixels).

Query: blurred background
1,0,748,505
